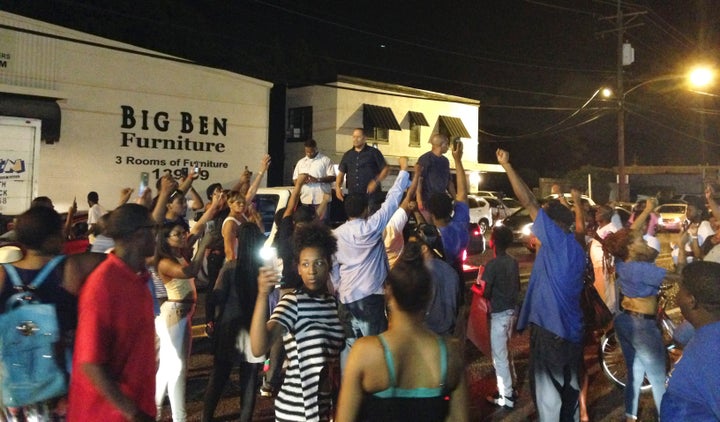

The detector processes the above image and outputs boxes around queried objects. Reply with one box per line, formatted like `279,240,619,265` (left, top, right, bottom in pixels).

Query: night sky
3,0,719,174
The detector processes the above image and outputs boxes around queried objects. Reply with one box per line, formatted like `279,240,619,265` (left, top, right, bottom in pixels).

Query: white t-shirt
590,220,622,266
292,152,335,205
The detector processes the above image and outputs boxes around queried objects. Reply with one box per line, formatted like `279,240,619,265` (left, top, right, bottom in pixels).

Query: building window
287,106,312,141
367,127,389,142
409,123,421,147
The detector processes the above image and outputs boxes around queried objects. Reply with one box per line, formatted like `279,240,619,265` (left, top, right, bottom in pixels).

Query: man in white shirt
86,191,107,245
292,139,336,219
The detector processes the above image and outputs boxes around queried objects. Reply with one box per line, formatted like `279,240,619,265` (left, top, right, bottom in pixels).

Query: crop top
357,334,450,421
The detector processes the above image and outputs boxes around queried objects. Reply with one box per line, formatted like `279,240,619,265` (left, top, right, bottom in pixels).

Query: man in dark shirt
335,128,389,209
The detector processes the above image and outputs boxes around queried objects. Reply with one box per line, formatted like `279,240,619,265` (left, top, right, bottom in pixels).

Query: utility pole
598,2,644,202
616,0,627,202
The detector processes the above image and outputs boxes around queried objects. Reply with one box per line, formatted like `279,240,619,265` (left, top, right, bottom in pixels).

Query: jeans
340,294,387,371
490,309,516,397
529,324,582,422
155,301,195,422
614,312,667,418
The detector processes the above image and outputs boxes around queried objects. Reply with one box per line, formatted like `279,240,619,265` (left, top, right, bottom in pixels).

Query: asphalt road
174,232,679,421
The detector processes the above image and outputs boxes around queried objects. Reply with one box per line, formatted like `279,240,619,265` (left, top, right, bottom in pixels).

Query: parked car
467,195,494,234
654,203,688,232
475,190,505,199
484,197,512,222
501,197,522,215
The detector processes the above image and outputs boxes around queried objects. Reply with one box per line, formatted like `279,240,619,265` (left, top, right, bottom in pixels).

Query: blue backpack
0,255,68,407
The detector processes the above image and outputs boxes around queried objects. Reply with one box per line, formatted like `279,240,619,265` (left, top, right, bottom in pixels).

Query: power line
254,0,616,75
626,108,720,146
524,0,597,16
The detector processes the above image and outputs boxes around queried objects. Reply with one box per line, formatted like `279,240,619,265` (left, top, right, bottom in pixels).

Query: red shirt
68,253,156,420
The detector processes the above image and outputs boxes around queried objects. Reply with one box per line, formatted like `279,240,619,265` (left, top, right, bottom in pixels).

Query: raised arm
64,198,77,239
188,192,222,241
152,175,177,223
230,166,251,194
187,186,204,211
245,155,271,203
630,198,657,232
452,141,467,204
177,170,199,197
158,233,214,279
571,188,585,247
118,188,134,207
496,148,539,220
249,267,285,358
399,162,422,214
283,174,307,219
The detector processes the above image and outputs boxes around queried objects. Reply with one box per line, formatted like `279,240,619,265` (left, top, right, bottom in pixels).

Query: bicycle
599,283,682,391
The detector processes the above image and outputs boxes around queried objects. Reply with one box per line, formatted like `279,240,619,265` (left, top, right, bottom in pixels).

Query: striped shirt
270,290,344,421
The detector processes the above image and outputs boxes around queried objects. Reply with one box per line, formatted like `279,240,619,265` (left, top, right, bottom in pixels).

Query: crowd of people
0,129,471,422
1,130,719,422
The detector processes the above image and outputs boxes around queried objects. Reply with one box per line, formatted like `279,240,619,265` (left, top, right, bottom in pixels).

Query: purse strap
2,255,66,291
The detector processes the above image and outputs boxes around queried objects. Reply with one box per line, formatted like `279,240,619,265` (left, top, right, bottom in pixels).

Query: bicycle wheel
599,330,652,391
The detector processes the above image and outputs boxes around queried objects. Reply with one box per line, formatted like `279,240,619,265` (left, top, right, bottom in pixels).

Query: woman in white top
222,156,271,261
154,222,212,422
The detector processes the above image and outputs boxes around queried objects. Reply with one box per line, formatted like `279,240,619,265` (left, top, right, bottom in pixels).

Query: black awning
407,111,429,126
363,104,401,131
0,94,61,143
438,115,470,138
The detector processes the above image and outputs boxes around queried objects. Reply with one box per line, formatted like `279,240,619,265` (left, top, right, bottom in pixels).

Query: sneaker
486,391,515,409
259,383,275,397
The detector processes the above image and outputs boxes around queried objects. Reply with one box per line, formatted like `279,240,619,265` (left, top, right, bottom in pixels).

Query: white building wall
1,12,272,212
285,80,500,186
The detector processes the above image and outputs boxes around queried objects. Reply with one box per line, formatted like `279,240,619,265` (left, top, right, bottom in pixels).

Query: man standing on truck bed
335,128,389,210
293,139,335,220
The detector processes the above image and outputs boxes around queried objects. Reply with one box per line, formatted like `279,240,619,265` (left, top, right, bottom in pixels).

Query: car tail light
472,228,481,236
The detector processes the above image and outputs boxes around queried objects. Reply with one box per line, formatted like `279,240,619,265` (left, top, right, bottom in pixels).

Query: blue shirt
661,320,720,421
615,260,666,298
424,258,460,335
517,209,585,343
418,151,450,200
439,201,470,264
332,171,410,304
338,144,387,194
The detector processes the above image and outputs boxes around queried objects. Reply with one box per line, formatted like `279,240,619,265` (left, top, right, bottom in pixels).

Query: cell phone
194,166,200,174
139,172,149,196
452,139,462,150
259,246,284,287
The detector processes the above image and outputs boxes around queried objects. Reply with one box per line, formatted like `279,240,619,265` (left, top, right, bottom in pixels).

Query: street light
614,65,715,201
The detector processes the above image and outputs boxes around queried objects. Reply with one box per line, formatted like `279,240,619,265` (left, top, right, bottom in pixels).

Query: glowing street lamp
615,65,715,201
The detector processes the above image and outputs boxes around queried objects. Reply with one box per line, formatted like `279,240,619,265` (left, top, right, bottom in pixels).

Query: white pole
588,173,592,200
